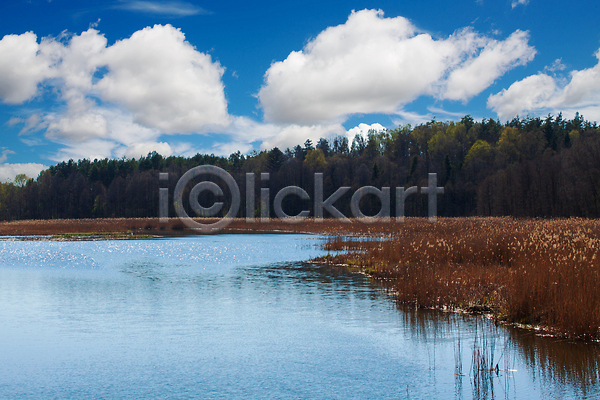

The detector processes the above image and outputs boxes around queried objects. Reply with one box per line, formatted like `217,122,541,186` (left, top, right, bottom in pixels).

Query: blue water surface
0,235,598,399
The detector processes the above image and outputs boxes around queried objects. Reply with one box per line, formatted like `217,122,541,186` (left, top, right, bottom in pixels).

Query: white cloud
347,123,386,140
114,1,209,16
95,25,229,134
218,116,344,152
392,110,436,126
259,124,346,150
226,116,281,143
511,0,529,8
259,9,534,125
0,15,541,162
487,74,556,120
47,108,169,161
544,58,566,73
0,25,232,161
0,163,47,182
203,142,254,157
0,149,16,163
427,106,467,118
17,114,46,136
121,141,174,159
46,111,109,142
442,30,535,101
5,115,46,136
488,49,600,121
0,32,52,104
49,139,119,162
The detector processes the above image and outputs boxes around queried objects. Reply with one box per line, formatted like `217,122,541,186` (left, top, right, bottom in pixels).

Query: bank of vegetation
316,217,600,340
1,113,599,220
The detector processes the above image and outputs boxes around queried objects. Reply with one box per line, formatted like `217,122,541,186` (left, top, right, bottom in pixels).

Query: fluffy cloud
95,25,229,134
45,108,166,161
1,25,230,161
442,30,535,101
0,32,52,104
0,163,48,182
347,123,386,139
487,74,557,120
0,14,542,162
488,49,600,121
46,112,109,142
259,9,535,125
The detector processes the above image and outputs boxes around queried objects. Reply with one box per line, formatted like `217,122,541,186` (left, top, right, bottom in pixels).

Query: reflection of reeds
469,320,516,400
508,328,600,390
317,217,600,340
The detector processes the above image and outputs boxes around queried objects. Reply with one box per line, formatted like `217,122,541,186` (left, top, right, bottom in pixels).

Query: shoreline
311,217,600,341
0,217,408,236
3,216,600,341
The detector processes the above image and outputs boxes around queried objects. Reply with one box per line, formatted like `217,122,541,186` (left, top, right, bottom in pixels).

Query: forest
1,113,599,221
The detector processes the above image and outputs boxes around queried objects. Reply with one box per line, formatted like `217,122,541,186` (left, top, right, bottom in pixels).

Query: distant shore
0,217,402,236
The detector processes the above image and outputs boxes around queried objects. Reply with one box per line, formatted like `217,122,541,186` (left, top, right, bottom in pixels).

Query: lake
0,234,598,399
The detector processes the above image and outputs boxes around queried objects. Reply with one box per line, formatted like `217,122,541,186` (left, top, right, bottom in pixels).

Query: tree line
1,113,599,221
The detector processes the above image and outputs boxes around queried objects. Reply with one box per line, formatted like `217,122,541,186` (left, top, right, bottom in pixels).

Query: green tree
266,147,285,172
13,174,31,187
304,149,327,170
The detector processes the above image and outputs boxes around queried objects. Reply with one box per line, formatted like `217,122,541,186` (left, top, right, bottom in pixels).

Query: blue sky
0,0,599,181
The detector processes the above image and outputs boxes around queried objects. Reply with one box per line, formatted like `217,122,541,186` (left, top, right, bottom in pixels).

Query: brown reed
316,217,600,340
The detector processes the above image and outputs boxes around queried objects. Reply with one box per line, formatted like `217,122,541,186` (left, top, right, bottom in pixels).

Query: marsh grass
317,217,600,340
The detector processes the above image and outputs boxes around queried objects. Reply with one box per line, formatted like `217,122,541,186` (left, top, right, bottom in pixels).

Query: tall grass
317,217,600,340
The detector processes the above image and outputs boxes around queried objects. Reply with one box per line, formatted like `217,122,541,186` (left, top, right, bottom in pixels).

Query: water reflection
508,329,600,398
394,303,600,399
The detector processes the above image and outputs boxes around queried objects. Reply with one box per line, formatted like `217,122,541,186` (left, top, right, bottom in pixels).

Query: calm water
0,234,598,399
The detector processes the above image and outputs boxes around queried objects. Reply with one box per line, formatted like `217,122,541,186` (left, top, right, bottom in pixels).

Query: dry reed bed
316,217,600,340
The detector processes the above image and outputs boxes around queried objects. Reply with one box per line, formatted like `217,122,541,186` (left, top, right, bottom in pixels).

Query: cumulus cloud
442,30,535,101
0,32,52,104
488,49,600,121
347,123,386,140
46,112,109,142
95,25,229,134
46,108,168,161
0,163,48,182
487,74,557,120
0,13,541,162
0,24,232,161
258,9,535,125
